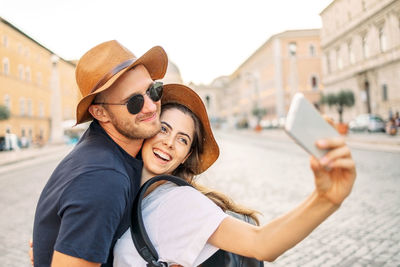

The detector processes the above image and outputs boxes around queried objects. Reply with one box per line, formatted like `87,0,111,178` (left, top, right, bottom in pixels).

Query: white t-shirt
113,182,228,267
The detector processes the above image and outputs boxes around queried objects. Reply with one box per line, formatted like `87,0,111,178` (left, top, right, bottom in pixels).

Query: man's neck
99,122,143,157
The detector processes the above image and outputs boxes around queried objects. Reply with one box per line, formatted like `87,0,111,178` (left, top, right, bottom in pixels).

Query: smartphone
284,93,340,159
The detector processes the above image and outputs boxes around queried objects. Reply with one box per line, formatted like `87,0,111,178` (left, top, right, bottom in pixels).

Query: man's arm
52,251,100,267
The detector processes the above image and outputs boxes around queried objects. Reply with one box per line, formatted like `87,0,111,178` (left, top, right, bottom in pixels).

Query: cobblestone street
0,130,399,266
200,130,400,267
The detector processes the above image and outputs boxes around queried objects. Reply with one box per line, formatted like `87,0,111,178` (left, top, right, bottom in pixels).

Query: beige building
0,17,79,145
210,29,322,127
320,0,400,122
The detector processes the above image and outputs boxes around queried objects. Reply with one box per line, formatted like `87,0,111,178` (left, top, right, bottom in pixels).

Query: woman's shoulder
145,182,201,202
143,182,219,211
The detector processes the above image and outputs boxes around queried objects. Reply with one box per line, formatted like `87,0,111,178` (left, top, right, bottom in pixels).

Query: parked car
349,114,386,132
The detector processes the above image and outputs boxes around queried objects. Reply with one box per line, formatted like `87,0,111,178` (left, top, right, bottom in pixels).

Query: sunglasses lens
149,82,163,102
127,95,144,114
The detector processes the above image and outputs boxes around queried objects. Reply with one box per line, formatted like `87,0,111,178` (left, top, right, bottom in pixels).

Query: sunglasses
93,82,163,114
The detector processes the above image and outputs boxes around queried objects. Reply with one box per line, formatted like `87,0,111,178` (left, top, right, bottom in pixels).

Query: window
336,47,343,70
382,84,388,101
311,76,318,91
18,64,24,80
288,42,297,57
205,95,211,109
27,99,33,117
326,53,331,74
17,43,23,54
362,0,366,11
309,44,316,56
37,72,42,86
2,35,8,47
3,58,10,75
19,98,25,116
348,41,355,64
379,26,387,52
39,102,44,117
362,34,369,59
4,95,11,111
26,67,31,82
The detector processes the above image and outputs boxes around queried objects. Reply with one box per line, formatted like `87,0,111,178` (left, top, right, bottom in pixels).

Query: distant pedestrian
387,117,398,136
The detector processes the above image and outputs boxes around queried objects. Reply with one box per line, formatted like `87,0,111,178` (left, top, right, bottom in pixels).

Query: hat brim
162,84,220,174
76,46,168,124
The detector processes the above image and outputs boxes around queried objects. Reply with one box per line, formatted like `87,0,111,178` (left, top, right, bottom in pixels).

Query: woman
113,84,357,266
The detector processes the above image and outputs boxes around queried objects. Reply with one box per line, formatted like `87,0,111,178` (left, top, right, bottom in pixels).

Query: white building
320,0,400,122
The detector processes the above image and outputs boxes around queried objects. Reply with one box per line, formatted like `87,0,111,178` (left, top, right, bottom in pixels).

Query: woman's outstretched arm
208,137,356,262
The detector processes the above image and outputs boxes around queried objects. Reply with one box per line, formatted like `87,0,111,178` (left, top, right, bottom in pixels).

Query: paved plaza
201,130,400,267
0,129,399,266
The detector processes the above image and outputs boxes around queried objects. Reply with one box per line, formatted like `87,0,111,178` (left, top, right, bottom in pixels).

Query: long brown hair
163,103,260,225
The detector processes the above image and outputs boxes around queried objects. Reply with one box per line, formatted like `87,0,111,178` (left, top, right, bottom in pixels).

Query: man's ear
88,105,110,122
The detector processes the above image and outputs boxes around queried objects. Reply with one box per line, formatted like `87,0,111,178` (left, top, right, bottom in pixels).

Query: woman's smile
153,148,172,163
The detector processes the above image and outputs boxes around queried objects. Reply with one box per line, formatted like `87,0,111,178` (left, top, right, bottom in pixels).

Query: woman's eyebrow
161,121,172,130
161,121,192,141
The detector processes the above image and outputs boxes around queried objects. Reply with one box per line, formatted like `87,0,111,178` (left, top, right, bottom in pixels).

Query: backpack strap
130,175,192,267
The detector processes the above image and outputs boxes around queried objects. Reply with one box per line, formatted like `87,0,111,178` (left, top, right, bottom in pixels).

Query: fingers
319,145,351,167
316,137,346,150
328,158,356,171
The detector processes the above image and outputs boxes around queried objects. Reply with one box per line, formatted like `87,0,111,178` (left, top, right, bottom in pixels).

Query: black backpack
130,175,264,267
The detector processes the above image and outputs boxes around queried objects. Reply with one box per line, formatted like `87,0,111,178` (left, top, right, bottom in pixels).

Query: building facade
0,17,79,145
320,0,400,122
209,29,322,128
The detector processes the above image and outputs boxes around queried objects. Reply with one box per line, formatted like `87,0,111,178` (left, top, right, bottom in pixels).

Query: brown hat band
90,58,135,93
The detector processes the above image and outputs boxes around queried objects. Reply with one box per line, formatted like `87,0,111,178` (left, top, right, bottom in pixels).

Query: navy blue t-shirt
33,120,142,266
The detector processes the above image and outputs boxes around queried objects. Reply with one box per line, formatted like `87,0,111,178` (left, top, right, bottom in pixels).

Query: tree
252,106,267,124
0,105,10,121
320,90,355,123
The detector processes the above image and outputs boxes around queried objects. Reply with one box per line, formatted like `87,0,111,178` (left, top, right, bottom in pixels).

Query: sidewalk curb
221,129,400,153
0,144,71,167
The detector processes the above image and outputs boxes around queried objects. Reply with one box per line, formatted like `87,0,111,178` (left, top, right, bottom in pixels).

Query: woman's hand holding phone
310,136,356,206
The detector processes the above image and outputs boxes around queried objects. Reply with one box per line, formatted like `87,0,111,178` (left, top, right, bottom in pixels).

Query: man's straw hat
75,40,168,124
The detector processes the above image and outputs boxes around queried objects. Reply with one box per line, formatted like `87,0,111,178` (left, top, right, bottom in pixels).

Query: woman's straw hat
162,84,220,174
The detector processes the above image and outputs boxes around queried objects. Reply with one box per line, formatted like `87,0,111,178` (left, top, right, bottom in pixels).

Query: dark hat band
90,58,135,93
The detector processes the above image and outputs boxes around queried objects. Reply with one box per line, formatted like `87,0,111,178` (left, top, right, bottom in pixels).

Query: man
32,40,168,267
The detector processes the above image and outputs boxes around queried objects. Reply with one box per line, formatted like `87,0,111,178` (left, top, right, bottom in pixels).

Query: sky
1,0,332,84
